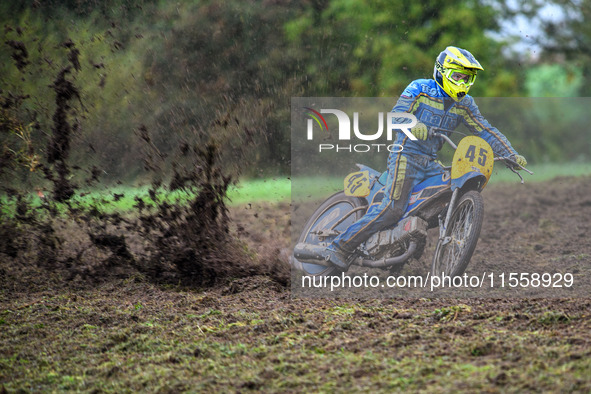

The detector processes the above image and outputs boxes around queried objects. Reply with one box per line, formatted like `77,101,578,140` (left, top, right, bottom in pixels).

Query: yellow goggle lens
444,69,476,86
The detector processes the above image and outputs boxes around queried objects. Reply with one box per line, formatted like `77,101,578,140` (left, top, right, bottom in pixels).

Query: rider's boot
325,246,355,270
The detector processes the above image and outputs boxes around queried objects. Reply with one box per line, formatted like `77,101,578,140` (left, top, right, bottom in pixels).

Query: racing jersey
392,79,517,159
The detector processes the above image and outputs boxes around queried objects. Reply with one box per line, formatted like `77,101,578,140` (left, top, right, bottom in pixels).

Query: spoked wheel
292,192,367,277
431,190,484,277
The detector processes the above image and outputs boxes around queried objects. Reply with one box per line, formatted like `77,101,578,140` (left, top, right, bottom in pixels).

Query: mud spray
0,36,288,292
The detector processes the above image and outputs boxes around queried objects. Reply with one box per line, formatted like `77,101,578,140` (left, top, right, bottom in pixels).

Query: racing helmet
433,46,483,101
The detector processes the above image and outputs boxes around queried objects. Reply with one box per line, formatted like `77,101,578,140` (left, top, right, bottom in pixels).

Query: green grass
291,176,343,201
228,177,291,205
0,178,292,217
1,162,589,217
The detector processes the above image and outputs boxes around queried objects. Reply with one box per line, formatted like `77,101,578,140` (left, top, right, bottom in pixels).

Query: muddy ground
1,176,591,392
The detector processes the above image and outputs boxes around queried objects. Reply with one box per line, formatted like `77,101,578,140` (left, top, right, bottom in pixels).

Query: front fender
451,171,488,192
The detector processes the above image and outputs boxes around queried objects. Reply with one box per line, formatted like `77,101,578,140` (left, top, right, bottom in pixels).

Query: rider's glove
510,154,527,169
410,122,428,140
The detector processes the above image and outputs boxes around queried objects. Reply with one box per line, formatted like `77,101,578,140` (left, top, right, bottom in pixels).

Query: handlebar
429,129,533,184
428,128,457,149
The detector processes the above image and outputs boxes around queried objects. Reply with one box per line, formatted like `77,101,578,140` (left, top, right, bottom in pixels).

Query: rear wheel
431,190,484,277
292,192,367,277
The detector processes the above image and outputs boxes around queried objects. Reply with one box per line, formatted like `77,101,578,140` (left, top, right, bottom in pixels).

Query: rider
326,46,527,270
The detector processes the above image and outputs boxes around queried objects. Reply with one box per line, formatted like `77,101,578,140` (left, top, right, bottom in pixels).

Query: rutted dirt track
1,177,591,391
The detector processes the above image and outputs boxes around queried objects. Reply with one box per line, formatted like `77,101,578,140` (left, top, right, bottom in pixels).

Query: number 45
465,145,487,166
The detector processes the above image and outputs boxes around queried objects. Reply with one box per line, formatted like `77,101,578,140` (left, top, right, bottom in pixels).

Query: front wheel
292,192,367,277
431,190,484,277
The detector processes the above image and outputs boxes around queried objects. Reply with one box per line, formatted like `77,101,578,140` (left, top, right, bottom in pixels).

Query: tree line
1,0,590,190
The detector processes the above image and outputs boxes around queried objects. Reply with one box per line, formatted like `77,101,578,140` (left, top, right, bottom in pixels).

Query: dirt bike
292,130,532,278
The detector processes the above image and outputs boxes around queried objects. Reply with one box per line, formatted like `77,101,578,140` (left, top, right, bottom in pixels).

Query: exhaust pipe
358,242,416,268
293,242,417,269
293,243,331,266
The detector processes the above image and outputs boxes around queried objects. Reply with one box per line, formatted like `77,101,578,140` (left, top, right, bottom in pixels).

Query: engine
363,216,428,259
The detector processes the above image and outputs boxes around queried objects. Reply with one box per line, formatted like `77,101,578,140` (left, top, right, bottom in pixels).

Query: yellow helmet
433,46,483,101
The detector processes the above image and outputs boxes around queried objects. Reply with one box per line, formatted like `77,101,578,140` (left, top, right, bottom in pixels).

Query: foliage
0,2,151,187
285,0,522,97
120,0,304,177
526,64,583,97
540,0,591,83
505,0,591,96
1,0,589,185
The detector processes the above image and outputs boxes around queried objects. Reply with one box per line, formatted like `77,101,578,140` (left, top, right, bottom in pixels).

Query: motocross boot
325,246,355,270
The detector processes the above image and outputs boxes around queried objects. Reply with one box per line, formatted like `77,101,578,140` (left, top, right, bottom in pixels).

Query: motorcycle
292,130,532,278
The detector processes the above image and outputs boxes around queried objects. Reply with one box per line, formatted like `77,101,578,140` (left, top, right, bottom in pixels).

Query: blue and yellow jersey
392,79,517,159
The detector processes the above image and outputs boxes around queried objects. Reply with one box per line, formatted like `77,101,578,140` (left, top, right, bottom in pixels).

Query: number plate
344,171,370,197
451,136,494,185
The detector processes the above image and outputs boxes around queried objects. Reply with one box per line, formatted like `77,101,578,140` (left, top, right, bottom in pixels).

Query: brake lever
494,156,532,184
509,165,525,184
495,156,534,175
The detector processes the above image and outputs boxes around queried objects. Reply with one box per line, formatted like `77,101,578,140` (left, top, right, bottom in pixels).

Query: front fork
438,188,460,244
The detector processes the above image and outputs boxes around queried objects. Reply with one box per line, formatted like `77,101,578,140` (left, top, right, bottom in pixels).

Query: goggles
444,68,477,86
